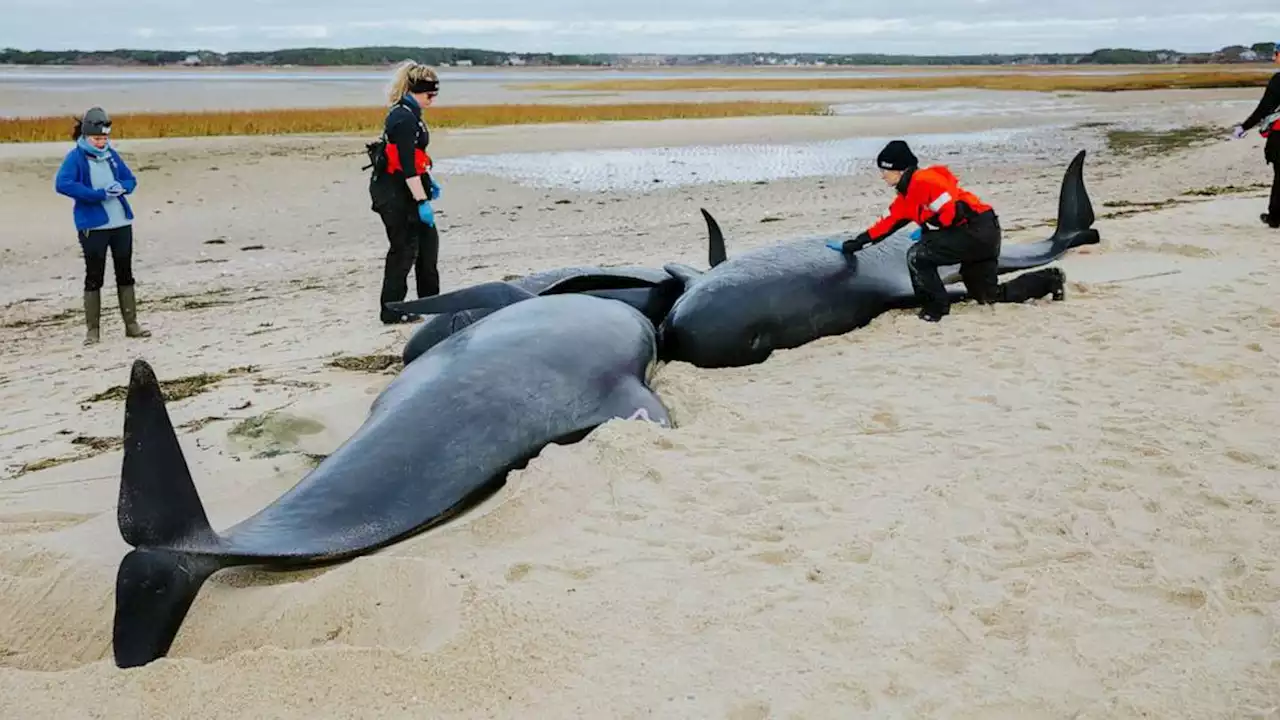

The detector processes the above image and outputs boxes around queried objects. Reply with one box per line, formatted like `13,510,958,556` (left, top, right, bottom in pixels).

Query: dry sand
0,90,1278,718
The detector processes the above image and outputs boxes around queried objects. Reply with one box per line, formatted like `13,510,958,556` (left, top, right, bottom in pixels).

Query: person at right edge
1230,42,1280,229
369,60,442,324
839,140,1066,323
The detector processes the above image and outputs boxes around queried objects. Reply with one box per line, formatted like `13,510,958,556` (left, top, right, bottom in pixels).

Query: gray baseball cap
81,107,111,135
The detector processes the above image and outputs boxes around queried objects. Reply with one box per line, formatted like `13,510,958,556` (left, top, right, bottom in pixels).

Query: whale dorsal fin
700,208,727,267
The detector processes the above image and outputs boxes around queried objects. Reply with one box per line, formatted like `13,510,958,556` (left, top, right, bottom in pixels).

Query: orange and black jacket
854,164,993,246
382,96,433,182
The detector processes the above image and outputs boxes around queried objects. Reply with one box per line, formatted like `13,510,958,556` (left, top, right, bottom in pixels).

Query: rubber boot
997,268,1066,304
117,284,151,338
1049,267,1067,301
83,290,101,346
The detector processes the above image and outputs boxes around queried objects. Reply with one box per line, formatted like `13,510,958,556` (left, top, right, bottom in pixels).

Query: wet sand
1,88,1278,718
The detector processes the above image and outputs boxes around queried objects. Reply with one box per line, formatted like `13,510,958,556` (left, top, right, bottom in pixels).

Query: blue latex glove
428,176,441,200
825,239,844,252
909,227,922,241
417,200,436,227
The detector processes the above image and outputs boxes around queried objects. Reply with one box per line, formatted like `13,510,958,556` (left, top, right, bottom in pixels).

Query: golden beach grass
512,69,1276,94
0,101,830,143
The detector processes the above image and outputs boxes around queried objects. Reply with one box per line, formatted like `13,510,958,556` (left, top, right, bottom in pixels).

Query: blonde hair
386,60,439,105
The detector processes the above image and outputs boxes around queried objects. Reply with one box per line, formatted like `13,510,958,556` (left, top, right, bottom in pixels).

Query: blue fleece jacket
54,141,138,231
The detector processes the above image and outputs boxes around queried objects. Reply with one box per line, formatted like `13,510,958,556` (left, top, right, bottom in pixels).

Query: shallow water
0,66,1149,86
438,126,1069,192
830,97,1082,117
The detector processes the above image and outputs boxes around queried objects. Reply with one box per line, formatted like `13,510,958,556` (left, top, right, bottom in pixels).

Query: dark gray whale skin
397,264,684,367
110,293,670,669
655,149,1101,369
393,224,730,366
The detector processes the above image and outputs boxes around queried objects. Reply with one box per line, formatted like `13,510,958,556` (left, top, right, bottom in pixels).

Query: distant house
181,54,201,66
456,59,473,66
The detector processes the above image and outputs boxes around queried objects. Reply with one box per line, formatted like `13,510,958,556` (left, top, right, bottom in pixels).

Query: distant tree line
1,43,1276,68
0,46,609,67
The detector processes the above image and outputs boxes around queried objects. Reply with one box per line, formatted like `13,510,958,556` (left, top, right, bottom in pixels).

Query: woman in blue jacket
54,106,151,345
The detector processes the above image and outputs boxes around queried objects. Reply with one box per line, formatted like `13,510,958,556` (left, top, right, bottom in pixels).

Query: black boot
997,267,1066,304
1263,213,1280,229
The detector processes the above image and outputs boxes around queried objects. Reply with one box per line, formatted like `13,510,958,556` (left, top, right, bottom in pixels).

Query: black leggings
907,212,1061,315
1270,152,1279,220
79,225,135,292
376,199,440,320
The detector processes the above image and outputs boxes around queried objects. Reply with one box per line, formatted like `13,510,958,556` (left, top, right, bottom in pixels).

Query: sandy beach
1,81,1278,718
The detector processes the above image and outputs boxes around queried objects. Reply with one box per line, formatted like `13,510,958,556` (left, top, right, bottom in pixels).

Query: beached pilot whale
395,265,687,367
111,293,670,668
655,149,1100,369
391,232,728,366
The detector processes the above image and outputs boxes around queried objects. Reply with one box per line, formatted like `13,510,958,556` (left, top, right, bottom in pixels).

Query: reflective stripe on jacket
866,165,993,241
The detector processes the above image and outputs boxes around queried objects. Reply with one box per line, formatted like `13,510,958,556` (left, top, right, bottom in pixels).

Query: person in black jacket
1232,43,1280,229
368,60,442,324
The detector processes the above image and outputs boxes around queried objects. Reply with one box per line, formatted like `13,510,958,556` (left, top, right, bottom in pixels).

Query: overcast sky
3,1,1280,55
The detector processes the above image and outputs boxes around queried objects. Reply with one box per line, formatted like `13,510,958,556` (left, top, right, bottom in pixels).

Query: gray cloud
3,0,1279,53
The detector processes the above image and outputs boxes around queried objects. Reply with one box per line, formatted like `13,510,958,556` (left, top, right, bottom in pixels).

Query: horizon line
2,42,1275,58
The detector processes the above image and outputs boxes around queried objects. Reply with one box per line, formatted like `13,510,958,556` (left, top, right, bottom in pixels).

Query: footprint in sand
726,700,772,720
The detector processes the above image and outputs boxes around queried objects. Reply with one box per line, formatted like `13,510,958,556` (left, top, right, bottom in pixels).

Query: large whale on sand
655,149,1101,369
111,293,670,668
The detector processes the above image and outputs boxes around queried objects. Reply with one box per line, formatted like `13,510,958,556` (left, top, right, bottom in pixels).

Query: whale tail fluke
114,548,224,669
700,208,727,267
115,358,228,669
1050,149,1100,252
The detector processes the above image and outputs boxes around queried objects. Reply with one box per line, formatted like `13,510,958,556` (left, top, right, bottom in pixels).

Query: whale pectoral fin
601,378,673,429
700,208,728,267
385,281,537,316
663,263,703,288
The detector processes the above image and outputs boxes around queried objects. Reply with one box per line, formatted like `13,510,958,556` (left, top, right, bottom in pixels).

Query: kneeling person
842,140,1066,322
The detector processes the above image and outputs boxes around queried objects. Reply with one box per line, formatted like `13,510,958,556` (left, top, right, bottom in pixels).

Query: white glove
1231,125,1246,139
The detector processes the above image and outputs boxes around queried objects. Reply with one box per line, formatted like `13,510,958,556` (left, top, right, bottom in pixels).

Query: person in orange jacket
839,139,1065,322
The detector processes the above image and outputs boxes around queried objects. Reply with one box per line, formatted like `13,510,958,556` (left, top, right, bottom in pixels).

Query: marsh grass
0,100,831,143
9,435,124,478
1104,125,1224,157
512,69,1274,94
327,354,402,373
84,365,257,403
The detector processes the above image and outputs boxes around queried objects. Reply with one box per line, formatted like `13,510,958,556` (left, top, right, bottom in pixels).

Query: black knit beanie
876,140,917,171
